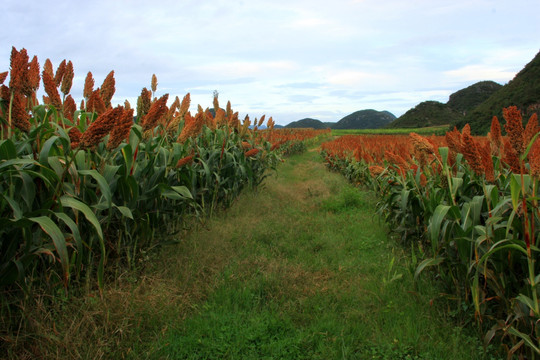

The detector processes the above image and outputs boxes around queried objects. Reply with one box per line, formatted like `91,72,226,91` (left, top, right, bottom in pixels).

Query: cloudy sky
2,0,539,125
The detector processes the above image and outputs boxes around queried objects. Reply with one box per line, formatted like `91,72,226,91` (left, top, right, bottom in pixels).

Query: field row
0,47,329,296
321,109,540,358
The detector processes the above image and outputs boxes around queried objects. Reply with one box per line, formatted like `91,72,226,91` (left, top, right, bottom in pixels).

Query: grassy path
114,146,487,359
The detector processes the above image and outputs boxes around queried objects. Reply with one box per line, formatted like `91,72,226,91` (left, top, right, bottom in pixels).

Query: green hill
386,101,461,128
447,81,502,115
285,118,329,129
332,109,396,129
454,50,540,134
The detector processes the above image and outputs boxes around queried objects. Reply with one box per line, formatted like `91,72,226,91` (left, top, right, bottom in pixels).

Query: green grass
331,125,449,136
132,147,493,359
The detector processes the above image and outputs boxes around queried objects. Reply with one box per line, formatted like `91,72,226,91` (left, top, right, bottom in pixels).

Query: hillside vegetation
386,101,461,128
332,109,395,129
285,118,329,129
447,80,502,115
285,110,396,130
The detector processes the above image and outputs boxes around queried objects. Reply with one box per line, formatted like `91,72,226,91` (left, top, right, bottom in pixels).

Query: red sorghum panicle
137,87,152,118
168,96,180,117
1,85,9,101
205,109,216,130
503,139,521,173
177,112,204,143
385,150,410,177
369,165,385,177
503,106,525,158
488,116,503,157
266,116,275,130
229,112,240,129
410,132,433,167
63,95,76,122
9,47,28,94
42,69,62,109
28,56,40,92
461,131,484,176
420,173,427,187
0,71,8,84
87,89,106,115
69,127,82,148
213,93,219,113
83,72,94,99
244,148,259,157
60,61,74,95
410,132,435,154
80,106,122,148
226,101,232,119
151,74,158,93
529,138,540,179
11,93,31,132
54,60,66,87
43,59,54,78
258,115,266,127
179,93,190,116
480,142,495,182
176,155,194,168
141,94,169,131
100,70,115,108
445,126,462,156
215,108,226,127
107,107,134,150
523,113,539,149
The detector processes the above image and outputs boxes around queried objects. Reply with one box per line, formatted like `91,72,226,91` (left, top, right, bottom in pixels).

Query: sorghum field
0,46,538,359
321,110,540,358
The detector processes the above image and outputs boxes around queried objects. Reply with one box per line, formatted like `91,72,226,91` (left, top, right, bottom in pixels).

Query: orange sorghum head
87,89,107,115
523,113,539,149
244,148,260,157
488,116,503,157
60,60,74,95
107,107,134,150
54,60,66,87
80,106,122,148
529,138,540,179
41,69,62,109
176,155,194,168
503,106,525,157
461,132,484,176
83,72,94,99
141,94,169,132
11,93,31,132
100,70,116,108
63,95,77,122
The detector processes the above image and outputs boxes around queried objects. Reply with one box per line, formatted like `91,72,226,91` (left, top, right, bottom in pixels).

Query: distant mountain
285,118,330,129
447,81,502,115
454,50,540,134
332,109,396,129
386,101,461,128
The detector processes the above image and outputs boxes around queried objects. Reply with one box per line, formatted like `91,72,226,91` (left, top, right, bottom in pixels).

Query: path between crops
126,145,482,359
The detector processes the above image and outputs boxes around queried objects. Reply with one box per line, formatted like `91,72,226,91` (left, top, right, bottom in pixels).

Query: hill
331,109,396,129
284,118,329,129
454,50,540,134
386,101,461,128
447,81,502,115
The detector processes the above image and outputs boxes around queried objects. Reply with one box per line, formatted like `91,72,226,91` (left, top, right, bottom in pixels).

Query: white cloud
443,65,516,84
